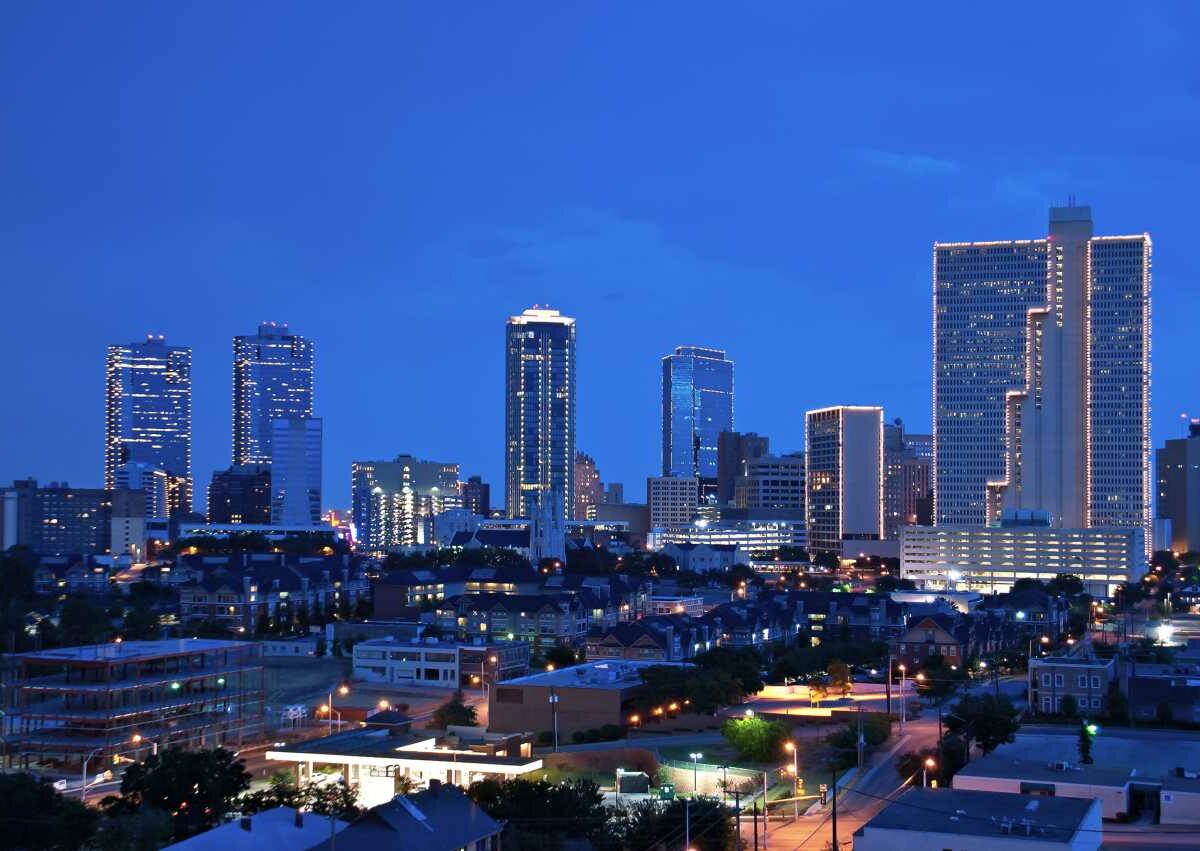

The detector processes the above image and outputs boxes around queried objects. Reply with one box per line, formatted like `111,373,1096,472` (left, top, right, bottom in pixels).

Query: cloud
855,147,963,176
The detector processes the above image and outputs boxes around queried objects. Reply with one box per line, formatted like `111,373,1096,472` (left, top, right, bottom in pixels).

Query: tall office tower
505,307,576,519
270,417,323,526
735,453,805,510
602,483,624,505
805,407,884,555
106,335,193,515
207,464,272,524
113,461,169,521
351,455,461,548
716,431,770,504
232,322,314,466
662,348,735,490
883,419,932,539
934,206,1151,546
1156,420,1200,554
647,476,700,529
573,451,603,520
460,475,491,518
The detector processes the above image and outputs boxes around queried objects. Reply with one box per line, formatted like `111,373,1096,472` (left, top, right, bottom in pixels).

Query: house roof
165,808,348,851
861,788,1094,843
308,785,500,851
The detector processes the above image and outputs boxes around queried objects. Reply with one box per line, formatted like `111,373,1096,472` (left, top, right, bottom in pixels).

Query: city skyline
2,5,1197,511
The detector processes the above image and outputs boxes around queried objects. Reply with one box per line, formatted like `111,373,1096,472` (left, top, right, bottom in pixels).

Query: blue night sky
2,3,1198,511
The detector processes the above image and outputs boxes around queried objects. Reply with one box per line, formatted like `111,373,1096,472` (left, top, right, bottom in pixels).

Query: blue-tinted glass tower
661,346,734,480
232,322,314,466
105,335,193,516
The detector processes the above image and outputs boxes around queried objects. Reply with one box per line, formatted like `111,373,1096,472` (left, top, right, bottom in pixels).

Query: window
1041,696,1052,712
1054,674,1064,687
947,646,957,657
1091,676,1101,689
1078,675,1088,688
1091,697,1102,709
1041,673,1051,687
495,688,524,705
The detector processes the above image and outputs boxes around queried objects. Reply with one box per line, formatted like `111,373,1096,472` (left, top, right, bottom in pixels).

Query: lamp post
80,746,105,802
784,741,799,819
480,654,498,701
324,684,349,734
923,757,936,788
689,752,703,795
898,664,907,731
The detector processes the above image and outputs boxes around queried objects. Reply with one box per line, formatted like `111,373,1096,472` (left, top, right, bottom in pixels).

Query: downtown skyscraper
933,206,1150,544
505,307,576,519
232,322,314,465
105,335,192,516
661,346,734,482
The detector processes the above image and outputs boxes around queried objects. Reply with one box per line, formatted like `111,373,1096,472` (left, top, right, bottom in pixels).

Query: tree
1060,693,1078,718
105,747,251,841
827,659,852,697
943,693,1020,755
467,777,606,848
875,575,916,593
813,551,840,570
315,635,327,657
122,603,160,641
59,597,111,645
807,674,829,707
0,772,98,850
1045,573,1084,596
544,645,578,669
432,690,477,727
1105,682,1130,723
720,715,789,762
91,809,174,851
1156,700,1174,727
611,797,733,851
694,646,764,696
1077,720,1095,764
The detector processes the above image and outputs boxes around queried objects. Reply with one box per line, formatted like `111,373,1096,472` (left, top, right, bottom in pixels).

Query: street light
689,752,703,793
784,740,800,818
80,746,106,802
898,664,907,731
324,684,349,734
923,757,936,788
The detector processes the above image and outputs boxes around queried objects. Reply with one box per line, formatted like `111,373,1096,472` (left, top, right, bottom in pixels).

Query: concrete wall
1160,788,1200,825
489,683,623,736
953,774,1127,821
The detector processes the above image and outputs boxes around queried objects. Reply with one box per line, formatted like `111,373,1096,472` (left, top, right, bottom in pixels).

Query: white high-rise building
805,406,884,555
270,417,322,526
933,205,1151,556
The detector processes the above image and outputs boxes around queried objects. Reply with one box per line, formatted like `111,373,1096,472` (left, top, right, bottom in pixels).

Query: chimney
239,816,252,832
294,809,303,828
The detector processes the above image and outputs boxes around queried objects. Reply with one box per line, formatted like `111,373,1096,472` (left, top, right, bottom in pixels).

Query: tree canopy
431,690,478,727
943,693,1020,755
721,715,790,762
0,772,98,851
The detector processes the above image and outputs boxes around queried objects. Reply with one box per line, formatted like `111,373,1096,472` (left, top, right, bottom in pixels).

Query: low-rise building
855,788,1101,851
659,542,741,573
953,731,1200,824
434,593,588,648
647,595,705,617
894,615,965,670
352,637,529,689
262,635,321,657
164,808,348,851
1029,656,1115,716
7,639,264,767
488,660,690,737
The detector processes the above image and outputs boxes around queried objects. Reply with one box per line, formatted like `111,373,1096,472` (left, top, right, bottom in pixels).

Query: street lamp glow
1157,623,1175,645
744,708,754,718
924,757,936,768
784,741,795,753
338,685,350,696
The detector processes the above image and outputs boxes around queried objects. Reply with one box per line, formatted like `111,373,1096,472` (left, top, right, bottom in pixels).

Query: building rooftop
15,638,258,664
861,788,1095,843
268,726,537,768
307,784,500,851
164,807,347,851
500,659,690,689
354,636,525,650
956,732,1200,792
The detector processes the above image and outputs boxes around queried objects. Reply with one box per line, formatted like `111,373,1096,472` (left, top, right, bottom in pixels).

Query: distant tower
106,335,193,516
270,417,323,526
232,322,314,466
505,307,576,519
805,406,884,555
661,347,734,483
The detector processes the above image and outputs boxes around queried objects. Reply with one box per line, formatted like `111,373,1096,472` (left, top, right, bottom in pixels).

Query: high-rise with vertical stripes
505,307,576,519
232,322,314,466
933,206,1150,554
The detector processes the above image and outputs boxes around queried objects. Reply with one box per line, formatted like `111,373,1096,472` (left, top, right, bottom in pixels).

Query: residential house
1029,655,1115,716
893,615,965,670
435,593,588,648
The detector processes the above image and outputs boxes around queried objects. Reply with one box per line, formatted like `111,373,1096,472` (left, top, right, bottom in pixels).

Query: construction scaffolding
3,638,265,769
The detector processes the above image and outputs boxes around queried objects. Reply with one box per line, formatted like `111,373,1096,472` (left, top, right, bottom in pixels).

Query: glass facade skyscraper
934,206,1151,555
505,307,576,519
270,416,323,525
661,346,734,480
232,322,314,466
105,335,193,516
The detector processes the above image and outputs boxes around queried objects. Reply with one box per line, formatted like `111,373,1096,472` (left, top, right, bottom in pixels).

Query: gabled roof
308,785,500,851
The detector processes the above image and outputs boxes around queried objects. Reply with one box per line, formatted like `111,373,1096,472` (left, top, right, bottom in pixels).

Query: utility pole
830,764,838,851
762,771,769,849
885,653,893,716
733,790,742,851
752,802,759,851
685,798,690,851
548,688,559,752
856,704,865,771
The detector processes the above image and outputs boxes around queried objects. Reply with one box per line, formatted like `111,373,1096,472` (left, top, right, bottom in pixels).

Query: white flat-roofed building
855,788,1101,851
351,636,529,689
648,476,699,529
900,522,1146,597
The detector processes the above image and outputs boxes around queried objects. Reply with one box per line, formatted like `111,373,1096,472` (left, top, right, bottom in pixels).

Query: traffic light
819,783,828,806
